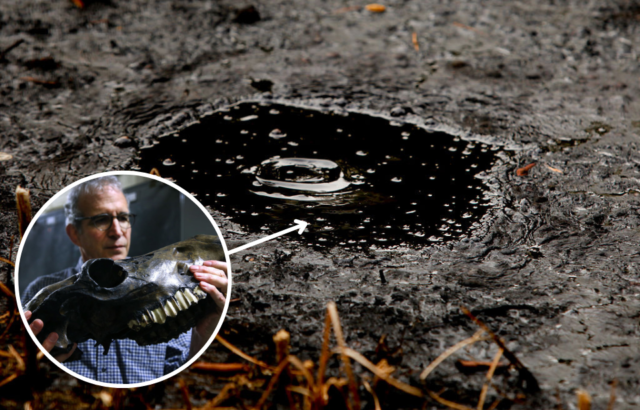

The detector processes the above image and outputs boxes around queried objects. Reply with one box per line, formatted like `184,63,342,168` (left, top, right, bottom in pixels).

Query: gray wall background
18,176,217,297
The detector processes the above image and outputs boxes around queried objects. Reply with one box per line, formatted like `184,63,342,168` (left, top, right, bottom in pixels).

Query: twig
545,164,563,174
8,345,25,372
452,22,486,36
0,290,17,340
420,329,486,380
287,354,318,409
273,329,290,363
0,257,14,267
178,379,192,410
339,347,423,397
426,389,475,410
201,382,237,410
191,362,251,373
363,381,381,410
9,235,15,262
253,358,290,409
113,388,125,410
412,32,420,51
16,186,32,239
607,379,617,410
457,359,508,369
19,77,59,87
321,377,348,403
486,399,502,410
461,307,540,392
365,4,386,13
516,163,536,177
215,334,270,369
577,389,591,410
274,330,297,409
328,302,361,410
556,387,563,410
0,373,19,388
317,304,333,388
0,39,24,60
333,6,361,14
477,347,503,410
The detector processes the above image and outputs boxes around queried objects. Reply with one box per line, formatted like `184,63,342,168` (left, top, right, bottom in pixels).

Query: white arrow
228,219,309,255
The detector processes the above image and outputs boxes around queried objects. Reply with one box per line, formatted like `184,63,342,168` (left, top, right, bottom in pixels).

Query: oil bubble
269,129,287,139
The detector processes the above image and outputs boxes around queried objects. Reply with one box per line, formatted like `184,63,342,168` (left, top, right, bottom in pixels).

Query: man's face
66,186,132,261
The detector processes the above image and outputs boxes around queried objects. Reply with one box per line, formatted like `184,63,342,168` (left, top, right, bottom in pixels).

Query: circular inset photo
15,171,231,387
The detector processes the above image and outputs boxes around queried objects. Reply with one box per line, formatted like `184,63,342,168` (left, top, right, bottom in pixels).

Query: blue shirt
22,258,192,384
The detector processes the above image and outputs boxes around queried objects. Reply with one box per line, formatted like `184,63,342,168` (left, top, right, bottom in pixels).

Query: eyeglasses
75,213,136,232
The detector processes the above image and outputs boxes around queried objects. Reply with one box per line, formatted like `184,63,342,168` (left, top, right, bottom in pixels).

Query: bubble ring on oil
137,101,505,249
251,157,351,201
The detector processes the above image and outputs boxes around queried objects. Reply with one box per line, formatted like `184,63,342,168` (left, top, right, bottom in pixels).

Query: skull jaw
47,293,218,357
25,235,225,355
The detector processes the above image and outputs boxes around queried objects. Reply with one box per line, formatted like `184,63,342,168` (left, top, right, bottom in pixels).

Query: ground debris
0,39,24,60
19,77,60,88
365,4,386,13
16,186,32,240
516,162,536,176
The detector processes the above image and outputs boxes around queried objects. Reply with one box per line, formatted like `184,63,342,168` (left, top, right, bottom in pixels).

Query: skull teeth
164,299,179,317
174,290,190,310
194,286,207,298
128,288,204,330
150,307,167,324
129,313,152,329
183,288,199,304
141,312,151,325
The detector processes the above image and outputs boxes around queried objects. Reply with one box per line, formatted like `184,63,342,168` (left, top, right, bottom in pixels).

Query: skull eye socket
176,262,191,275
173,246,189,256
88,259,129,288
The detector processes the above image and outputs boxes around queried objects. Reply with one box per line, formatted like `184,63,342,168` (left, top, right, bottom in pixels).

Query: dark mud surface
1,0,640,409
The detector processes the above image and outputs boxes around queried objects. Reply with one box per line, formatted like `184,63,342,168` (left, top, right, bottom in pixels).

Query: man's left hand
190,260,228,310
188,260,228,358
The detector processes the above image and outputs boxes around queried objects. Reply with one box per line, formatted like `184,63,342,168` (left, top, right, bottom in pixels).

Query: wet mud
1,0,640,409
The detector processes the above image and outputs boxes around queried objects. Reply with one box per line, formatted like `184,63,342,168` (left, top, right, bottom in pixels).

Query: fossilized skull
25,235,225,354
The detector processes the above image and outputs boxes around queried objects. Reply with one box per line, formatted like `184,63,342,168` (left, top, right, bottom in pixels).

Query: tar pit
138,102,502,249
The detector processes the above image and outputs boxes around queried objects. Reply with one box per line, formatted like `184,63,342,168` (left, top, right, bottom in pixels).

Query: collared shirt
22,258,191,384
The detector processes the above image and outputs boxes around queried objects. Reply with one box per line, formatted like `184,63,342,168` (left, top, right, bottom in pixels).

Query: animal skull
25,235,225,355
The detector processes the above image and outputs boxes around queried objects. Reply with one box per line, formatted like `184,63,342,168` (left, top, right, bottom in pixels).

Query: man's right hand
24,310,77,362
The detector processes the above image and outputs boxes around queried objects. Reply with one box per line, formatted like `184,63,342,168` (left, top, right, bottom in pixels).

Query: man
22,176,228,384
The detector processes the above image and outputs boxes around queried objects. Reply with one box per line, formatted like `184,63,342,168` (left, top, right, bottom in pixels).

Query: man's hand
188,260,228,358
24,310,77,362
189,260,228,311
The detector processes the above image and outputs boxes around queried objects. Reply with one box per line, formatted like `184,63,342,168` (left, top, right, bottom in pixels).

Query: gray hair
65,176,125,229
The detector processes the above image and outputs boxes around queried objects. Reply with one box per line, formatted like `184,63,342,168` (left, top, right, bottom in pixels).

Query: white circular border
14,170,233,388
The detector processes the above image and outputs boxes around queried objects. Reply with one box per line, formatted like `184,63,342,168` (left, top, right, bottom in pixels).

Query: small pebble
114,136,133,148
390,106,407,117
